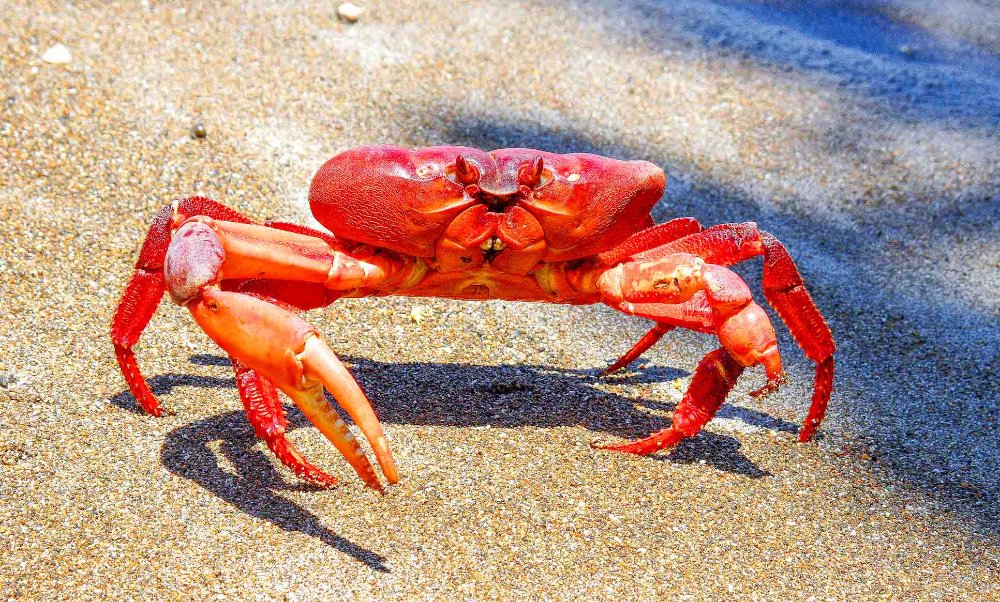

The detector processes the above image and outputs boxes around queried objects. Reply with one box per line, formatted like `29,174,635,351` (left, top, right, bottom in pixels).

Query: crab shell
309,145,665,274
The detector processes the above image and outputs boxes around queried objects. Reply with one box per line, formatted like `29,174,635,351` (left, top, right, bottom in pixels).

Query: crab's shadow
110,353,794,561
110,372,390,571
160,406,390,572
339,355,788,482
179,353,790,479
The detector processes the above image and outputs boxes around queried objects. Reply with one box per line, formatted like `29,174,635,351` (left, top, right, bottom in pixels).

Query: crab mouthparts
478,190,521,213
480,236,507,261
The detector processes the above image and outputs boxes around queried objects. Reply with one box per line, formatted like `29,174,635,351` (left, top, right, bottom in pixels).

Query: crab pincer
113,200,399,491
188,289,397,490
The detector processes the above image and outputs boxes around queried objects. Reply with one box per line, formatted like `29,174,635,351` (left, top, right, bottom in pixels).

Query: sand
1,0,998,599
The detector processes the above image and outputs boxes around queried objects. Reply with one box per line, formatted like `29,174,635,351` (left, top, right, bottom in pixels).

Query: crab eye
451,155,481,186
517,156,545,188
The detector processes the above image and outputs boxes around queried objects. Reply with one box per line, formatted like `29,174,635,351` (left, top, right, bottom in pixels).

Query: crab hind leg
596,347,745,453
758,231,836,441
110,197,254,415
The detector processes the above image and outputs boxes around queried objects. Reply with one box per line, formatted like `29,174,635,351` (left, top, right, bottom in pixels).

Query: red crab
111,145,836,491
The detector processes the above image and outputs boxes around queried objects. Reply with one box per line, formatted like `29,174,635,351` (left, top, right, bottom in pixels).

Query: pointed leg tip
593,426,690,455
749,372,787,399
267,435,344,489
359,464,387,493
138,398,167,417
371,437,399,484
591,438,671,455
590,437,627,451
594,441,645,454
602,358,631,376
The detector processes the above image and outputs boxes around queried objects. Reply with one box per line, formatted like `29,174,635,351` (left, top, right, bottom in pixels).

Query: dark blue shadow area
148,354,782,475
109,375,389,571
728,1,1000,74
161,410,391,572
189,346,790,453
622,0,1000,125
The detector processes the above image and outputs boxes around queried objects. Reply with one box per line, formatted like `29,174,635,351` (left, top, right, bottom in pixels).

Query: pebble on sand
337,2,365,23
41,43,72,64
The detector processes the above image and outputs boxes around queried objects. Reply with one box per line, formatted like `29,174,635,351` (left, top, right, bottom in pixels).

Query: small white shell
42,43,72,65
337,2,365,23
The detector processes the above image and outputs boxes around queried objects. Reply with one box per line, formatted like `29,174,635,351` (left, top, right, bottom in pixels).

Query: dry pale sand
1,1,999,600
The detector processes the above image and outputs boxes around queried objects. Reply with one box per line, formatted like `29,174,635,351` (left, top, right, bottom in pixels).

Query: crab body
310,146,663,302
111,145,836,491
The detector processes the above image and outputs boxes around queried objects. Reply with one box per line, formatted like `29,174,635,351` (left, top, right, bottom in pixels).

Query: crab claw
295,334,399,486
188,288,398,490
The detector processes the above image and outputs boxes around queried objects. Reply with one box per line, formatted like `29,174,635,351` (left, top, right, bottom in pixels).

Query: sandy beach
1,0,998,599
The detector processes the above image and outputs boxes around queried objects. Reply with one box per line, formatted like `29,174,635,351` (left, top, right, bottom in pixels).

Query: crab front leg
112,202,410,489
165,217,404,489
591,253,784,453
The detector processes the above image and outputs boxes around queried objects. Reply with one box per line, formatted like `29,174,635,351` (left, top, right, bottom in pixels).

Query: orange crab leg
112,269,168,416
626,223,836,441
173,217,399,295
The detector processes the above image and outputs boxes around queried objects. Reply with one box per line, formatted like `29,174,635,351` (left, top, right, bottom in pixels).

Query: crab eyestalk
454,155,480,186
517,156,544,188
